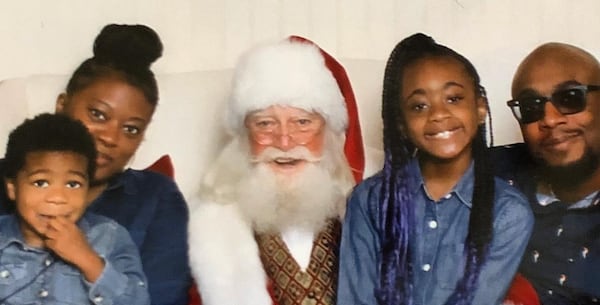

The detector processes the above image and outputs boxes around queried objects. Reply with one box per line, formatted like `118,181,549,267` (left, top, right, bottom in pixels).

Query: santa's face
245,105,326,175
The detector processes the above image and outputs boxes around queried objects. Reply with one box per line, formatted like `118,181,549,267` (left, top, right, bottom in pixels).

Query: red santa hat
227,35,365,182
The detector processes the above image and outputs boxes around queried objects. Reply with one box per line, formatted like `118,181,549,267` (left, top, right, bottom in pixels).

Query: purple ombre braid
376,33,495,305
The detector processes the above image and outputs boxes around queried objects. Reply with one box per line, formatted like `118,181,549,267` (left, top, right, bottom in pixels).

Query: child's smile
424,125,463,140
400,56,487,163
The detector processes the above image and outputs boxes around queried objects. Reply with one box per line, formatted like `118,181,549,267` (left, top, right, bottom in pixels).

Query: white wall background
1,0,600,145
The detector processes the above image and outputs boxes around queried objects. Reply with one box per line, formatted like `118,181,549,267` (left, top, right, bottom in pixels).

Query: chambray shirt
0,213,149,305
337,159,534,305
0,164,191,305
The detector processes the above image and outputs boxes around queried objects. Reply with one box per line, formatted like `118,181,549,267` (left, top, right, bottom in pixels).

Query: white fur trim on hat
227,39,347,133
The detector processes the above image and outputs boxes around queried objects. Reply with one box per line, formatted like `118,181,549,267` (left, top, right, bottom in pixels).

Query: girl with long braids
337,33,533,305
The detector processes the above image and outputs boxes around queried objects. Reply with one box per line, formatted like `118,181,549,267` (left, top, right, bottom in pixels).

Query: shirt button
44,259,52,266
532,250,540,263
443,193,452,199
93,296,104,303
422,264,431,272
39,289,49,297
556,225,563,237
0,270,9,278
559,274,567,286
547,289,553,295
428,220,438,229
138,281,146,287
507,179,514,186
582,247,589,258
307,291,316,299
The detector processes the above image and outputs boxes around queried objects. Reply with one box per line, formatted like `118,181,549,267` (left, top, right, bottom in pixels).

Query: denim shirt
337,159,534,305
85,169,191,305
0,164,191,305
0,213,149,305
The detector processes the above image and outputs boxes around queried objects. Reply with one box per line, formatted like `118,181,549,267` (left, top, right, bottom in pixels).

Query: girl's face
56,78,154,184
400,56,487,163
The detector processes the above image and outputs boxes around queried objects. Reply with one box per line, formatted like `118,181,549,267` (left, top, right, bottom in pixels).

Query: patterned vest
255,219,341,305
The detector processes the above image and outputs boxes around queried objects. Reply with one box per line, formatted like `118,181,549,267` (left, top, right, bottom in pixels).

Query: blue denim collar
0,215,26,250
411,158,475,209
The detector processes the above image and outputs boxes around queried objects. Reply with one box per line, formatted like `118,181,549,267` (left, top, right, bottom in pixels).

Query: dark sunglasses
507,84,600,124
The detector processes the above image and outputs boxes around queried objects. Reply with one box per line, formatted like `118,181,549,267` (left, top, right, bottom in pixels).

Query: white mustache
250,146,321,163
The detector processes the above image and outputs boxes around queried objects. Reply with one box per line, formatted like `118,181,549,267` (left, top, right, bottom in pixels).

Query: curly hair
376,33,494,305
4,113,97,180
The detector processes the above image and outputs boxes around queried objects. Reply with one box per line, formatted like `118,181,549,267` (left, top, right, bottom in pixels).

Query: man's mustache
250,146,321,163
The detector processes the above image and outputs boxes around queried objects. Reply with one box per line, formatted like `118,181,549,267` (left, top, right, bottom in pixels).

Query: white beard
237,156,342,234
188,130,355,305
198,131,354,233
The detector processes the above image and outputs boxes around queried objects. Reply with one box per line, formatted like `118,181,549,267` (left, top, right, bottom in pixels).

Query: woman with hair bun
48,24,189,304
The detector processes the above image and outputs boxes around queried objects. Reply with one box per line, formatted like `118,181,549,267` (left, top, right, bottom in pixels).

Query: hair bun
399,33,436,51
93,24,163,70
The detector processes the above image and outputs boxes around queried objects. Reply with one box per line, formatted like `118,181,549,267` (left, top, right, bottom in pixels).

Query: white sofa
0,59,387,200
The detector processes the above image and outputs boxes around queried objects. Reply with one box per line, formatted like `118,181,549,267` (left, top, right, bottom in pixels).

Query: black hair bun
399,33,436,51
93,24,163,70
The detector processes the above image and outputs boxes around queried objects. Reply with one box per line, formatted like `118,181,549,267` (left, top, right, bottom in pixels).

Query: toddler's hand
44,216,89,261
44,216,104,282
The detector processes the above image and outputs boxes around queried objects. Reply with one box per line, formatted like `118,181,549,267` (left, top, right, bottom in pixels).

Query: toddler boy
0,113,149,305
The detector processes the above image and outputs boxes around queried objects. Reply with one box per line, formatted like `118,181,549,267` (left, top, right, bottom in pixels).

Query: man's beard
198,132,354,235
536,147,600,189
237,146,345,234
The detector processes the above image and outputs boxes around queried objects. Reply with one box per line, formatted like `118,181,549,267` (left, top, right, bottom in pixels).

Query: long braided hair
376,33,495,305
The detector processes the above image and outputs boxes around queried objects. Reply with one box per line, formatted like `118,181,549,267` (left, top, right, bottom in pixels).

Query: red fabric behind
145,154,175,179
503,273,540,305
188,284,202,305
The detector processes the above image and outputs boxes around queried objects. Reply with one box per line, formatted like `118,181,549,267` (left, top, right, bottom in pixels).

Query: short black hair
4,113,97,180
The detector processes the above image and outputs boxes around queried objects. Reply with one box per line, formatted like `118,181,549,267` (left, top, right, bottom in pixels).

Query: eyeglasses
246,117,324,145
507,85,600,124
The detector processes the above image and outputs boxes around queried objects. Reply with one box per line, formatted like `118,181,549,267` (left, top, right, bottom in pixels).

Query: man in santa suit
187,36,365,305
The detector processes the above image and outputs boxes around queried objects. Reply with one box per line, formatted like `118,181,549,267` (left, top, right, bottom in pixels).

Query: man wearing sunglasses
493,42,600,304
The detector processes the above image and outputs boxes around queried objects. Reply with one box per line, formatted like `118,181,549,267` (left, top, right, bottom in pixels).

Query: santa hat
227,35,365,182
